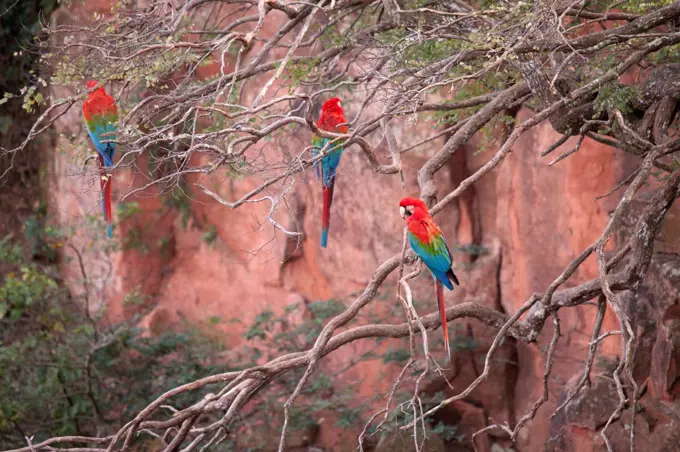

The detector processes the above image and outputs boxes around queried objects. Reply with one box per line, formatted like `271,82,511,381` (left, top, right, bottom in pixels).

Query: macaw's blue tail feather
321,227,329,248
320,182,334,248
100,195,111,238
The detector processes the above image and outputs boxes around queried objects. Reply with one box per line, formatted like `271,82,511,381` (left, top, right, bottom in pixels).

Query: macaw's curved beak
399,206,406,219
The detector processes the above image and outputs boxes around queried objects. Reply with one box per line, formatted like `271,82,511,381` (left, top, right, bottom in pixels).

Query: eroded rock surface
47,3,680,451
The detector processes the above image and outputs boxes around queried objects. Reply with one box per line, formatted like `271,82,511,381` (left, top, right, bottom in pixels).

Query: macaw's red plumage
399,196,460,362
83,80,118,238
312,97,348,248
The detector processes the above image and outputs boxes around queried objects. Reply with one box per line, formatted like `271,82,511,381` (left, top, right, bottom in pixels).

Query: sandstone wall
48,3,680,451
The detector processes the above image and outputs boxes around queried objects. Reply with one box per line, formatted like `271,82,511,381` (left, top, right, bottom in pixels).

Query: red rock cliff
48,3,680,452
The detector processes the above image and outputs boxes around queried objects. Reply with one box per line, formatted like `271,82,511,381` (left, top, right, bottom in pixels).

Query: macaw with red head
83,80,118,238
400,196,460,361
312,97,348,248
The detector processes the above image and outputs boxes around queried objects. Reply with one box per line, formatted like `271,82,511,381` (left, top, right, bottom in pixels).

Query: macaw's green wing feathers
311,134,325,180
83,92,118,167
408,231,456,290
85,117,117,166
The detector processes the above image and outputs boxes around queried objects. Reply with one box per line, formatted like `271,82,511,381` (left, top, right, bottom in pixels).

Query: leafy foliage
164,183,193,230
0,232,225,448
620,0,676,13
1,227,431,449
594,83,639,117
202,224,218,246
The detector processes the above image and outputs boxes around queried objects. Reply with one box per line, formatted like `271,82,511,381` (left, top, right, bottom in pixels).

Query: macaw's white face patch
400,205,414,219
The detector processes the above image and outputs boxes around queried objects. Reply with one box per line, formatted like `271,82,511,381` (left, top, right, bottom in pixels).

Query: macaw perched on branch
83,80,118,238
312,97,348,248
399,196,460,362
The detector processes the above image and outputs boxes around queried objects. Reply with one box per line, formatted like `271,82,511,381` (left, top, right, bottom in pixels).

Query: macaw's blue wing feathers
311,136,344,188
408,232,456,290
86,122,116,167
321,145,343,188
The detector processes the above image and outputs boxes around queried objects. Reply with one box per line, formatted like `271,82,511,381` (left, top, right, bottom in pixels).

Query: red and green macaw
312,97,347,248
83,80,118,238
400,196,460,361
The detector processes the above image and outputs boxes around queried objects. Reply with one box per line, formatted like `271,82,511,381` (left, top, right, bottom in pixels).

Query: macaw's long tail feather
436,279,451,363
321,181,335,248
97,156,106,218
97,156,113,239
103,172,113,238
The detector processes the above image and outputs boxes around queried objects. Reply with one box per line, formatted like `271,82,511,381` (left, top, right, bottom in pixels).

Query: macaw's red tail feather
436,279,451,362
321,181,335,248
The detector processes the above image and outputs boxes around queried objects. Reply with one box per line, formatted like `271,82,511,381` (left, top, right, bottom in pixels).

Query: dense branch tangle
4,0,680,451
